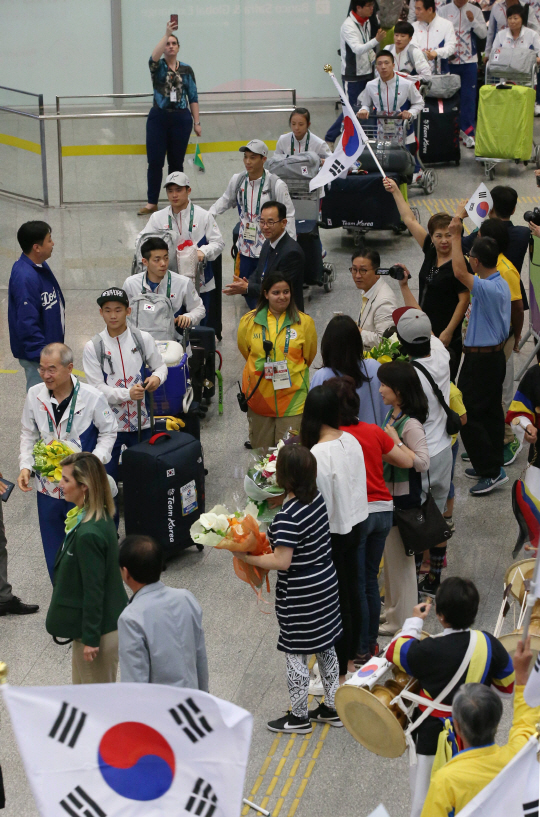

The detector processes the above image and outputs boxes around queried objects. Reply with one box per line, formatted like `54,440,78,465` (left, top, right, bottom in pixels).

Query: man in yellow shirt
421,638,539,817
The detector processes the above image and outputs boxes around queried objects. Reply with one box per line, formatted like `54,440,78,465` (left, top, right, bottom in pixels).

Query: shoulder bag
393,470,453,555
411,360,461,436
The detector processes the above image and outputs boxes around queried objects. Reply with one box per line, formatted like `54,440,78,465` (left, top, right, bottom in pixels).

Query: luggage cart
476,61,540,180
361,112,437,196
265,152,336,293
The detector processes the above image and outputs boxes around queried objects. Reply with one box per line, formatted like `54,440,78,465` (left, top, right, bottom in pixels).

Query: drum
335,663,419,758
499,558,540,660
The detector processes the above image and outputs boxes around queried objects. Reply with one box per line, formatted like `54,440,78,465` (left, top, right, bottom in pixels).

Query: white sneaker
309,675,324,696
535,104,540,117
462,134,475,149
412,170,424,184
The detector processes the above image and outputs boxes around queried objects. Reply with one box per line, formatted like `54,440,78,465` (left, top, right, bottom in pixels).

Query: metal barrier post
38,94,49,207
56,96,64,207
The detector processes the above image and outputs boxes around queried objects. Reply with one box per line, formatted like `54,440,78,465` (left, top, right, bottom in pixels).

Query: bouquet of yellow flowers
32,440,74,483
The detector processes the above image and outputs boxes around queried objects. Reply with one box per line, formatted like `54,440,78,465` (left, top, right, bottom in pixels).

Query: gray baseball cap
239,139,269,158
393,307,432,344
164,171,190,187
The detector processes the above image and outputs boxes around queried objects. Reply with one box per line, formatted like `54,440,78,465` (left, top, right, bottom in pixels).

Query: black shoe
267,712,312,734
0,596,39,616
308,702,343,727
244,440,253,450
417,575,439,599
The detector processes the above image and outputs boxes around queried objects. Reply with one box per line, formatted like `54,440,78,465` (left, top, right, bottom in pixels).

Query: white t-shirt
311,431,368,535
412,336,452,457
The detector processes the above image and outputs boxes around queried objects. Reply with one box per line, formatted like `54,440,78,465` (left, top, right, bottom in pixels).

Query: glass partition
56,90,295,205
0,85,48,204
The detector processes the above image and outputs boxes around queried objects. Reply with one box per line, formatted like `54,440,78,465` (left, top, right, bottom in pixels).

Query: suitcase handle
148,432,171,445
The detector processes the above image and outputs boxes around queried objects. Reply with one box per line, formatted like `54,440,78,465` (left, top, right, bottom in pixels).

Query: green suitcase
475,84,534,161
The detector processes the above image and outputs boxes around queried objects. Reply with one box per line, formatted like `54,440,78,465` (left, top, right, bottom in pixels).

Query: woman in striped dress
236,445,342,734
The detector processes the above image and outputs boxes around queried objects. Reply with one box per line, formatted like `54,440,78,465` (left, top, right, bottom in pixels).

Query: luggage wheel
535,144,540,168
322,262,335,293
421,169,437,195
196,543,204,552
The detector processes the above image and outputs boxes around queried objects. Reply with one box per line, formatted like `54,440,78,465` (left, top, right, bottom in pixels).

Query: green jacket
46,515,128,647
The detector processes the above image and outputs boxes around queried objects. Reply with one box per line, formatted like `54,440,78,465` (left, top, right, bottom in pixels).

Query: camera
524,207,540,226
378,264,406,281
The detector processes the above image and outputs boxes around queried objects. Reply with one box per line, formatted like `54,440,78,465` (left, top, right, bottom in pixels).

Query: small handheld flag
193,144,205,172
465,183,493,229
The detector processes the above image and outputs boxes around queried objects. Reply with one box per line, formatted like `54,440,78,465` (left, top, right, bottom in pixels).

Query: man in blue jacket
8,221,65,391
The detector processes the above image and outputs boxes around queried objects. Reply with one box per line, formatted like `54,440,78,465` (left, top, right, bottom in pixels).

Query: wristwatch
194,121,201,126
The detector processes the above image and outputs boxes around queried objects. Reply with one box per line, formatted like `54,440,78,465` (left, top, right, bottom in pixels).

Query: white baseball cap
164,171,191,188
239,140,269,158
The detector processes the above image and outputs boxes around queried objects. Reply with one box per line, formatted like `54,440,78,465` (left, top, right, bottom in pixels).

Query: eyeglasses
38,366,60,375
349,266,374,274
259,219,284,227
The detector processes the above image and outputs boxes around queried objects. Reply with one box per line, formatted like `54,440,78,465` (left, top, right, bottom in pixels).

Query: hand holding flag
464,183,493,229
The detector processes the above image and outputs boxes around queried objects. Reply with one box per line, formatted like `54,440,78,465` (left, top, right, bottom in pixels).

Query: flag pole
324,64,388,180
521,551,540,641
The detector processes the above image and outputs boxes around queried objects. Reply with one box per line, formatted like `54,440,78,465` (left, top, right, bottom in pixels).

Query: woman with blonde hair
46,452,128,684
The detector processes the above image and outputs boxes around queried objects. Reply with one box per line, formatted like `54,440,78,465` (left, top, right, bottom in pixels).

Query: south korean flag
2,684,252,817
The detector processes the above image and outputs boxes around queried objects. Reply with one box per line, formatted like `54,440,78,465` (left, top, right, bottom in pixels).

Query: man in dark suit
223,200,305,310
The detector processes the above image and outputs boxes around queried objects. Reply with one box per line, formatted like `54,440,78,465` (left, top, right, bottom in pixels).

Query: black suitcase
189,325,216,402
320,172,402,231
296,219,323,287
417,93,461,165
123,428,205,558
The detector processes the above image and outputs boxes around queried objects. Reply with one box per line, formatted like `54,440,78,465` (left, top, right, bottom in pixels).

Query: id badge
244,222,258,243
264,362,274,380
170,87,177,102
272,360,291,390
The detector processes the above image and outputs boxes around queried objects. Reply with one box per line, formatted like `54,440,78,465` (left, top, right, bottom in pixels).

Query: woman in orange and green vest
238,271,317,449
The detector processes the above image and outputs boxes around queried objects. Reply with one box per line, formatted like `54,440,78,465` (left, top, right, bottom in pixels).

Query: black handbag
393,472,453,556
411,360,462,436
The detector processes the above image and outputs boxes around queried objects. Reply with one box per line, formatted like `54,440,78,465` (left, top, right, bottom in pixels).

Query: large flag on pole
456,735,540,817
310,67,378,191
2,683,252,817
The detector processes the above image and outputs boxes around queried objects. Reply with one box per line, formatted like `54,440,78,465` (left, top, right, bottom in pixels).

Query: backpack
91,326,149,378
126,272,177,341
233,171,280,208
131,230,177,276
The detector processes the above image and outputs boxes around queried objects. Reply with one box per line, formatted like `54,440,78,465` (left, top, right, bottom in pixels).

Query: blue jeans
19,359,41,391
447,439,459,501
146,106,193,205
357,510,393,654
448,62,478,135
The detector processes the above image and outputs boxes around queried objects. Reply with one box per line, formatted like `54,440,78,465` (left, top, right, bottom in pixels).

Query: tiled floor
0,104,538,816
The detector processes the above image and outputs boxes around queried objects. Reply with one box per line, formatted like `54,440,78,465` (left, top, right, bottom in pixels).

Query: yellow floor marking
73,369,86,378
0,132,41,154
62,139,278,158
286,725,331,817
0,369,18,374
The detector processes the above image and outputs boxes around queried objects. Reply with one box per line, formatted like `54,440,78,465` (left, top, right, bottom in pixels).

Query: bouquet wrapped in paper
190,504,273,602
32,440,74,483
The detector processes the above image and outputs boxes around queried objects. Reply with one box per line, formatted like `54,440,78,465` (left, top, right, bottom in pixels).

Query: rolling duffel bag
475,83,534,161
417,92,461,165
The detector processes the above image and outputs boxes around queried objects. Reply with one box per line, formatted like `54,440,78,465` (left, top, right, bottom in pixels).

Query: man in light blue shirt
118,535,209,690
450,217,511,496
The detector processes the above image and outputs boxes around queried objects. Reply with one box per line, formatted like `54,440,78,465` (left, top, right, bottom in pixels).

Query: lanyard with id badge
243,171,266,244
262,324,292,391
